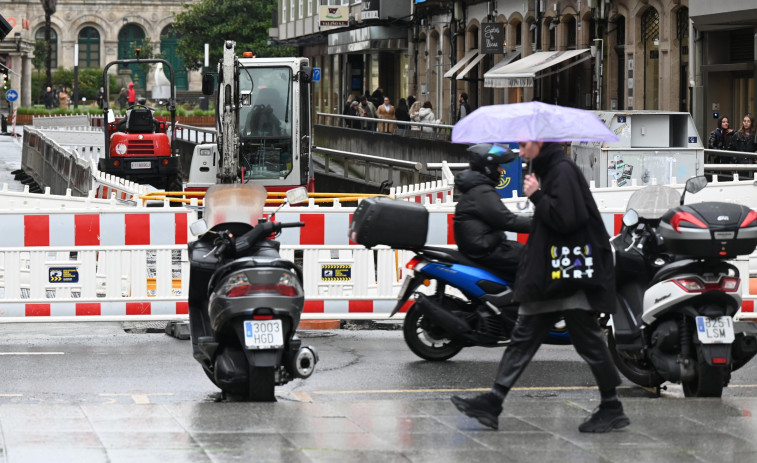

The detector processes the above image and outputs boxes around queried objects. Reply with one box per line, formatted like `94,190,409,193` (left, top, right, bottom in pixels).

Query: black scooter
187,184,317,401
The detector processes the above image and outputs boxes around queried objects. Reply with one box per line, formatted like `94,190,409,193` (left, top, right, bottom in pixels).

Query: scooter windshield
625,185,681,220
203,184,268,229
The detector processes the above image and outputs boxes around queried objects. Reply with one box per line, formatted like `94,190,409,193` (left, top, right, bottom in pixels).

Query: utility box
572,111,704,188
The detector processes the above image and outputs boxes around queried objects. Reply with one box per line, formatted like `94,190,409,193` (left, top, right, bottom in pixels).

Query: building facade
273,0,690,125
690,1,757,143
1,0,201,108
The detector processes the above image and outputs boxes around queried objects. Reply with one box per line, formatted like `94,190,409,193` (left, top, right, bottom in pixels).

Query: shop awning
455,52,487,80
443,50,479,78
477,50,521,82
484,49,591,88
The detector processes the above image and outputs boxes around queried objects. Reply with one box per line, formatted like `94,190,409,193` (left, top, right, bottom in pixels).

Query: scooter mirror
189,219,209,236
685,175,707,194
106,109,115,124
286,187,309,205
622,209,639,228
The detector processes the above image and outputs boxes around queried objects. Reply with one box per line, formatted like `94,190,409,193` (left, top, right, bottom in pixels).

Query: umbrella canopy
452,101,619,144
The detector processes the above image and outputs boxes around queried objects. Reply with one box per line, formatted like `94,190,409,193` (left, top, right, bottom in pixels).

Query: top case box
349,197,429,249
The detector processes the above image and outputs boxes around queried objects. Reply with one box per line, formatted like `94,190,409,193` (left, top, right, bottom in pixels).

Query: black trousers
494,310,621,393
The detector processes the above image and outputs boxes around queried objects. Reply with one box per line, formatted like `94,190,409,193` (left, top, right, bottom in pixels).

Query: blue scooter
391,247,571,361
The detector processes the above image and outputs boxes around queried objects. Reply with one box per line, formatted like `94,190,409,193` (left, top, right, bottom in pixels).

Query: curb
298,319,341,330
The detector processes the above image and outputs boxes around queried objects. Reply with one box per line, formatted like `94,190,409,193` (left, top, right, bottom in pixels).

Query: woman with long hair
708,115,734,164
728,114,757,165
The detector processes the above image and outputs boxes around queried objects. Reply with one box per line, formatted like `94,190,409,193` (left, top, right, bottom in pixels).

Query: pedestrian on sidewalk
451,141,629,434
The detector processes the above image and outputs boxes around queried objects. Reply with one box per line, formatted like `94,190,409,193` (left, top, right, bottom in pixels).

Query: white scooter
608,176,757,397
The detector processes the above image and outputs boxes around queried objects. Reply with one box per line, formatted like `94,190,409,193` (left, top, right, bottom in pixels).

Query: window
642,7,660,109
566,17,576,49
282,0,287,23
307,0,313,17
34,28,58,69
299,0,303,19
77,27,100,68
290,0,294,21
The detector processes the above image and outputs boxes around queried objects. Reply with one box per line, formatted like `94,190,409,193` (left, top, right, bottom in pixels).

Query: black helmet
467,143,516,182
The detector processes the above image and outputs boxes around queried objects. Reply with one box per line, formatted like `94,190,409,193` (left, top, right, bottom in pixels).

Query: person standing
58,87,70,110
458,92,472,121
418,101,436,133
43,86,55,110
345,100,361,129
117,88,128,110
376,97,396,133
395,98,411,129
451,141,628,434
409,101,423,131
96,86,106,109
728,114,757,165
127,82,137,108
358,96,377,131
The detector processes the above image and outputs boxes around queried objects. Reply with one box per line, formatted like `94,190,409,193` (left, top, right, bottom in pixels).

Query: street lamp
592,38,603,110
74,42,79,110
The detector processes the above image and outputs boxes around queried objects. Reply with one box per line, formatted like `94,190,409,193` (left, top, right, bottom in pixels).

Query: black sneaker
450,392,503,430
578,403,630,433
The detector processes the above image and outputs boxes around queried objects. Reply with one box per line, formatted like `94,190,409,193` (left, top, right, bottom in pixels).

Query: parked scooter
187,184,318,401
609,176,757,397
349,196,570,362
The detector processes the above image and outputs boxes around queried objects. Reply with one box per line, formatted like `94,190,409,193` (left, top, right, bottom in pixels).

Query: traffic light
1,69,7,89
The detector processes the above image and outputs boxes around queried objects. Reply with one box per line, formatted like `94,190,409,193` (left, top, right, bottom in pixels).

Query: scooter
609,176,757,397
390,247,571,361
187,184,318,401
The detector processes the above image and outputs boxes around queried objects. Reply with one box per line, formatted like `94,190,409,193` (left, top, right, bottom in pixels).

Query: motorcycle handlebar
233,221,305,254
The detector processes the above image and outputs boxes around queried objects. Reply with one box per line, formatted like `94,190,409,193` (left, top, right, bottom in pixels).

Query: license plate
397,277,413,300
695,316,734,344
131,161,151,169
243,319,284,349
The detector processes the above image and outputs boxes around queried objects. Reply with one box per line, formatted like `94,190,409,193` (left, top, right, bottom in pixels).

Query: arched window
642,7,660,109
614,16,626,110
566,16,576,49
78,27,100,68
118,24,147,87
34,27,57,69
160,25,188,90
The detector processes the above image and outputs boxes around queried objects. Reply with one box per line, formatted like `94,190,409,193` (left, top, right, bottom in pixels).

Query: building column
22,55,32,107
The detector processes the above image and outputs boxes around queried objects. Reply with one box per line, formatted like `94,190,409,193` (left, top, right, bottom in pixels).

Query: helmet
467,143,516,182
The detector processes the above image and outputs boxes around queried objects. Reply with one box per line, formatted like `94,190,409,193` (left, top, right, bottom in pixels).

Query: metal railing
314,146,423,186
315,112,454,141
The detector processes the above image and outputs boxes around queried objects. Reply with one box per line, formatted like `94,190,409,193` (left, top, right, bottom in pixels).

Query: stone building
272,0,691,125
0,0,201,108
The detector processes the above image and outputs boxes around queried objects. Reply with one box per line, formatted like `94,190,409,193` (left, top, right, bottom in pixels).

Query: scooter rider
453,144,532,281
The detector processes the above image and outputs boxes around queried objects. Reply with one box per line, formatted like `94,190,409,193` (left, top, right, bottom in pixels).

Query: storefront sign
320,5,349,28
361,0,380,20
481,22,505,54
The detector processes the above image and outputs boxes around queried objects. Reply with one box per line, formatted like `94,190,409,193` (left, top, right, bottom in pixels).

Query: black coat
514,144,616,313
728,131,757,157
453,169,531,259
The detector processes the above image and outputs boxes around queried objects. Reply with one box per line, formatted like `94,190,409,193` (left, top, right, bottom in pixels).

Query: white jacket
418,108,436,132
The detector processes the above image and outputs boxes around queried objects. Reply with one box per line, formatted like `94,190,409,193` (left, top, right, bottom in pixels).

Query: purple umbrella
452,101,618,144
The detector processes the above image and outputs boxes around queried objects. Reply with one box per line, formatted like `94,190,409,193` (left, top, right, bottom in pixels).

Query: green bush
32,69,118,105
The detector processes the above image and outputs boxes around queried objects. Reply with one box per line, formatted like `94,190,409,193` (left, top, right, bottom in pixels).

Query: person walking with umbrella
450,102,628,433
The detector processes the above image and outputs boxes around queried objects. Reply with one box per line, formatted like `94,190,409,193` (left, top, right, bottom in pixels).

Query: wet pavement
1,396,756,462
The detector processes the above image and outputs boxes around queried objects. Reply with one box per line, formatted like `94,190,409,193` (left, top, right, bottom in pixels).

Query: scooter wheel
403,304,463,361
608,331,663,388
682,356,726,398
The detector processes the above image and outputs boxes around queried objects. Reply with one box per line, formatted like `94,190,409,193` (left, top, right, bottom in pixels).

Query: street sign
5,89,18,102
312,68,321,82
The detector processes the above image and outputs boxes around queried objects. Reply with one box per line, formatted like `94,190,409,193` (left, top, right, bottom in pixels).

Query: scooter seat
418,246,513,282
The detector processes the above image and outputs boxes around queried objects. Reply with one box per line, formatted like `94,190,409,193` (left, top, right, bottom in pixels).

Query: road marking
291,391,314,402
99,393,174,404
0,394,22,397
0,352,64,355
311,385,640,395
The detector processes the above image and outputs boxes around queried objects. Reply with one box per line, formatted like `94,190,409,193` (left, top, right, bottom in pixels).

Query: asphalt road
2,322,757,404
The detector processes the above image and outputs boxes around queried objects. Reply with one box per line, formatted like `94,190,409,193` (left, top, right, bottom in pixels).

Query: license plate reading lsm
243,319,284,349
695,316,735,344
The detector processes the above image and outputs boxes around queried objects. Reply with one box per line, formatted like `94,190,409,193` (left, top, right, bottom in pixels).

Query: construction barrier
0,191,754,322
